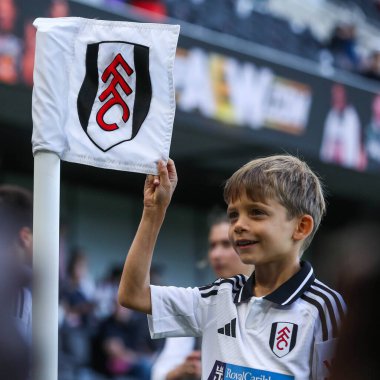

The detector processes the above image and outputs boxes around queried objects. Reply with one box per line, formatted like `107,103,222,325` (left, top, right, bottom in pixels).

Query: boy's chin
239,255,256,266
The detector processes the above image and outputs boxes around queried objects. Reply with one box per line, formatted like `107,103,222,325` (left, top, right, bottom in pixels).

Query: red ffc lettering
96,53,134,131
276,327,290,350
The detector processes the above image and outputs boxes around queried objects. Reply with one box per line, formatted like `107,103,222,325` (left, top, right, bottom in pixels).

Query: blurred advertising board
173,44,378,172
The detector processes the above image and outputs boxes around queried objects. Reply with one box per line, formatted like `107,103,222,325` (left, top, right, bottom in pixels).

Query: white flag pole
32,151,61,380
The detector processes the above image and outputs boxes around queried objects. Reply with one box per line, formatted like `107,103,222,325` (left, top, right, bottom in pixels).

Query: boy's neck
253,259,301,298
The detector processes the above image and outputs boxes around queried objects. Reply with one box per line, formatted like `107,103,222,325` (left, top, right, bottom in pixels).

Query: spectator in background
95,264,163,320
49,0,70,18
92,301,158,380
320,83,365,170
362,50,380,81
151,212,254,380
0,316,29,380
314,221,380,379
21,20,35,86
326,22,360,71
329,266,380,380
0,185,33,336
0,185,33,379
95,265,123,320
59,249,96,379
365,94,380,170
0,0,22,84
19,0,70,87
129,0,167,21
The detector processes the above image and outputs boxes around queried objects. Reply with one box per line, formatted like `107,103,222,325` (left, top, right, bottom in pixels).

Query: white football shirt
148,261,346,380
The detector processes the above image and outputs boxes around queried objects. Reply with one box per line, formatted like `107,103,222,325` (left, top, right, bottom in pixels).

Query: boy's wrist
142,205,167,221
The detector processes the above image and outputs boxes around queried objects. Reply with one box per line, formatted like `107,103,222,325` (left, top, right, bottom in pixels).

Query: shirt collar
234,260,315,306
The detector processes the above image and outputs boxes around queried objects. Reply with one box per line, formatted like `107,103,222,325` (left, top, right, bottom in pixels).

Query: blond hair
224,155,326,252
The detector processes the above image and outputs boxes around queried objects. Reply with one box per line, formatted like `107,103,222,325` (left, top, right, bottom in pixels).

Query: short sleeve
148,285,203,339
311,338,337,380
310,283,346,379
151,337,196,380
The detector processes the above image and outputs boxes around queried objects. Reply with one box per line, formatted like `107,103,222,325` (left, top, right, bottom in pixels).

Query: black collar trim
233,261,315,305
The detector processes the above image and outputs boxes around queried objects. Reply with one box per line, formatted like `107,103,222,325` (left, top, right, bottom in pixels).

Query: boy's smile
227,192,301,267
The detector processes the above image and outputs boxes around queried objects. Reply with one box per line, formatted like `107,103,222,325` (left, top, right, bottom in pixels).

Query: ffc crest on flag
32,18,180,174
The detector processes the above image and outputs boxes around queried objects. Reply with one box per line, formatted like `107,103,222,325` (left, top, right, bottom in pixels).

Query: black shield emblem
77,41,152,152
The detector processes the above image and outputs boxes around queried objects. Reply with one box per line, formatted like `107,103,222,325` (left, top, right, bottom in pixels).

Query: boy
151,212,254,380
118,155,346,380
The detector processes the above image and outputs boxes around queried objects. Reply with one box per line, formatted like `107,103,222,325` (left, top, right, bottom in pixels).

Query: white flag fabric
32,17,180,174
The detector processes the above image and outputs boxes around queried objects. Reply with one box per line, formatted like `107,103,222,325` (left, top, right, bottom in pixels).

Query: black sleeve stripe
301,294,328,341
198,279,221,291
199,286,241,297
220,278,246,292
219,278,238,289
309,286,338,338
198,276,245,293
200,289,218,298
313,282,345,322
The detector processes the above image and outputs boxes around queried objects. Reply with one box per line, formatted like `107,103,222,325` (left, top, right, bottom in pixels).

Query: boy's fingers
145,174,160,187
157,160,170,185
166,158,178,182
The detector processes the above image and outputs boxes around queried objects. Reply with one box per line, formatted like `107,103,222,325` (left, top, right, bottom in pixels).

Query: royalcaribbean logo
207,361,294,380
269,322,298,358
77,41,152,152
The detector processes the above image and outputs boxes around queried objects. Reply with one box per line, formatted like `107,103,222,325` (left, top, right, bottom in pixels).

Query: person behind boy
0,185,33,342
151,212,253,380
118,155,346,380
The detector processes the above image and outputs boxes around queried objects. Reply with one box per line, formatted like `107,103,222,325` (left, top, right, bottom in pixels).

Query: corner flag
31,17,180,380
32,17,180,174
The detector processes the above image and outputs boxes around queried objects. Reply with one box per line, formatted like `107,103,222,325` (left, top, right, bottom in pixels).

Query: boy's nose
234,217,248,234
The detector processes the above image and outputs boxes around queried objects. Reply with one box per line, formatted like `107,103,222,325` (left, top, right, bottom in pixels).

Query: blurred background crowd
1,0,380,379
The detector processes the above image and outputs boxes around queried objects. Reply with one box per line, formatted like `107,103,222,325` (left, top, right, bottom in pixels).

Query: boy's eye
227,211,238,220
250,208,265,216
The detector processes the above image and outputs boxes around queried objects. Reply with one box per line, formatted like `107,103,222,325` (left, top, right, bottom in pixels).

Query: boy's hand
143,159,177,210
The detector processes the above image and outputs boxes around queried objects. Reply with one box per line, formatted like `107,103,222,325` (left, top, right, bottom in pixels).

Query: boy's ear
293,215,314,241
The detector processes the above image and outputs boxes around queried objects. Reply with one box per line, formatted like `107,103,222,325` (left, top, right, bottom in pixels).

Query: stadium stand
158,0,380,79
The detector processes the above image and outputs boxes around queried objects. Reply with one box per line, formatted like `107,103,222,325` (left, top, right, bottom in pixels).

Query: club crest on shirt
269,322,298,358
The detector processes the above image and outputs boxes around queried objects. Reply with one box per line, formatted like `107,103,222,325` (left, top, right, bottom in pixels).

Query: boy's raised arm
118,159,177,314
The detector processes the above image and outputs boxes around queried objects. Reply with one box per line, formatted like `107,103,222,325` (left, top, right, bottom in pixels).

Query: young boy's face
227,192,300,267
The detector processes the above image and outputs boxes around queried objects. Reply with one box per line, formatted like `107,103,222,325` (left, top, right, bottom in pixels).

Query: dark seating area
161,0,380,81
332,0,380,24
165,0,322,61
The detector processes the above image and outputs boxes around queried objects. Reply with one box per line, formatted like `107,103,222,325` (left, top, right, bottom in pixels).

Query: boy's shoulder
301,277,346,316
300,277,346,339
197,274,247,300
